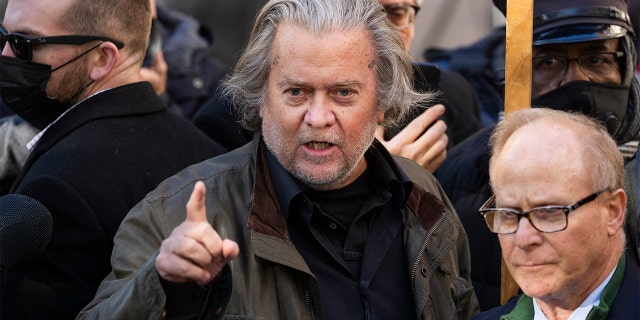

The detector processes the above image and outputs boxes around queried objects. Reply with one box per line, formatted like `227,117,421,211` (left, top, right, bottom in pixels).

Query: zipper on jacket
304,286,315,319
410,211,446,295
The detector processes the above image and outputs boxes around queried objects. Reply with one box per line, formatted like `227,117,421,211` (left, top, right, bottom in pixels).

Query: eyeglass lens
486,207,568,234
0,25,33,61
384,4,417,29
532,53,621,83
480,190,605,234
9,37,31,61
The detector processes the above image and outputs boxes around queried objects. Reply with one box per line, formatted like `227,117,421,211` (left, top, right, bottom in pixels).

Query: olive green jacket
78,136,479,319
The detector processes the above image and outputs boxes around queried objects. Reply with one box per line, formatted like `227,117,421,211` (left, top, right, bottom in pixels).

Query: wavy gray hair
221,0,433,132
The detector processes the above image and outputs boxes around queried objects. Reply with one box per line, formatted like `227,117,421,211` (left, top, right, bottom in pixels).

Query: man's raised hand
156,181,239,286
375,104,448,173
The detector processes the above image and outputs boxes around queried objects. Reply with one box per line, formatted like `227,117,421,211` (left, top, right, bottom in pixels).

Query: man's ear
605,188,627,236
89,41,120,81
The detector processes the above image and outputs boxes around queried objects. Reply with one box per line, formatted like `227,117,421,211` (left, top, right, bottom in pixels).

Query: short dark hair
64,0,151,57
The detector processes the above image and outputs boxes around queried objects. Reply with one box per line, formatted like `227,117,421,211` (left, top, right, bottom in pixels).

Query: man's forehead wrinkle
277,74,365,89
276,75,308,88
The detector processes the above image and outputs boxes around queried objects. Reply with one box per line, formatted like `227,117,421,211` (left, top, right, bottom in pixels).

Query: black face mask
0,56,71,130
532,80,629,137
0,43,100,130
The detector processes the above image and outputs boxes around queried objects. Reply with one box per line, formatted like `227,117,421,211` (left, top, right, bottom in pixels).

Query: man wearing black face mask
433,0,640,311
0,35,101,129
0,0,225,318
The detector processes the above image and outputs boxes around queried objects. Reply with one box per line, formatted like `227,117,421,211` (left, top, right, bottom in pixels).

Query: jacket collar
247,139,288,239
29,82,164,155
247,136,446,239
13,82,166,190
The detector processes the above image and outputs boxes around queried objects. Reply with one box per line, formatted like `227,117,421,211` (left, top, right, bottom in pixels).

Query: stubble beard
50,56,91,105
262,120,377,191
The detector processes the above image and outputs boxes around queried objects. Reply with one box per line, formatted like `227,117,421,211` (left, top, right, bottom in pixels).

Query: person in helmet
434,0,640,310
524,0,639,142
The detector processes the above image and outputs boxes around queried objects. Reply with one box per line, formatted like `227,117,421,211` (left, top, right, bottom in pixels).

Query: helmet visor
534,24,628,45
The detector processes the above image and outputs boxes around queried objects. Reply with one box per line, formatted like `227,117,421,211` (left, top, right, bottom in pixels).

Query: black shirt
266,141,418,319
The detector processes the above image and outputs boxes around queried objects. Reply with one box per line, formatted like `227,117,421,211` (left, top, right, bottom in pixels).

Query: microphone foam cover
0,194,53,270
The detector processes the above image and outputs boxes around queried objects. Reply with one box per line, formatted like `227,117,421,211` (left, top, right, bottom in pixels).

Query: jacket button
420,267,428,278
192,77,204,89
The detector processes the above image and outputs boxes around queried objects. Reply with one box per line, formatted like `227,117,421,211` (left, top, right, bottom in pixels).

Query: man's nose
513,216,544,247
561,59,590,84
1,45,13,57
304,95,336,128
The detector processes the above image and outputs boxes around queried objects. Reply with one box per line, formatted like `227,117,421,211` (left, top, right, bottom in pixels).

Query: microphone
0,194,53,271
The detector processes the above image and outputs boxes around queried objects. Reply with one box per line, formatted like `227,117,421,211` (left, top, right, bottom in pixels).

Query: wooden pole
501,0,533,305
504,0,533,114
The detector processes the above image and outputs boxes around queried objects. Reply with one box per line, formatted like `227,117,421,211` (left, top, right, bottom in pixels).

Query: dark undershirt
304,168,370,230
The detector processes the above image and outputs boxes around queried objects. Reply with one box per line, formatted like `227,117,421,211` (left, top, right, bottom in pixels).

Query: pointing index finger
186,181,208,223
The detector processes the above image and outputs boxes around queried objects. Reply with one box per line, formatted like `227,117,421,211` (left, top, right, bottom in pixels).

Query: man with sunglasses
433,0,640,310
473,108,639,319
0,0,225,318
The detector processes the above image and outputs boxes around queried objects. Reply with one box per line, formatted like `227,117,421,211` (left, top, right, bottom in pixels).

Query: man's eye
288,88,302,96
533,56,564,72
533,208,564,217
583,55,609,66
334,88,356,97
387,7,408,18
499,210,518,218
540,57,561,66
332,88,357,103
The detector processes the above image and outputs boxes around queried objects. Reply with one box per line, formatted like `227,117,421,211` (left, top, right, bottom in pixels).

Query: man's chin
292,167,346,191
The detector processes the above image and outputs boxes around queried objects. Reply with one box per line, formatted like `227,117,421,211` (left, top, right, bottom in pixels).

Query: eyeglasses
532,52,623,83
479,189,608,234
0,24,124,62
383,3,420,30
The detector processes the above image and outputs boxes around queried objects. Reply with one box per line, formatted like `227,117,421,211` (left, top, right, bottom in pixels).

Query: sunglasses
0,24,124,62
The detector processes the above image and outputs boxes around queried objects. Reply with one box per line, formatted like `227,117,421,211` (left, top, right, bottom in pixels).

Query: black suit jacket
2,82,225,319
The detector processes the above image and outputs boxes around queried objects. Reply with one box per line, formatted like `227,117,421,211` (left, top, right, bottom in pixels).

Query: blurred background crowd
1,0,506,69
